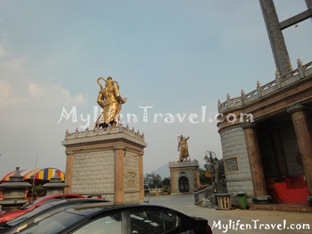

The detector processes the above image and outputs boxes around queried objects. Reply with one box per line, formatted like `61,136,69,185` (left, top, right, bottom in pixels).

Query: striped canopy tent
1,168,65,183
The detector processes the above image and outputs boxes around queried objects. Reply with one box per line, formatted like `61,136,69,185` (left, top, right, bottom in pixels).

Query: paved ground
146,194,312,234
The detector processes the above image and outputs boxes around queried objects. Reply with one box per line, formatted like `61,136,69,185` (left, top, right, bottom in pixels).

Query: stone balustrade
169,159,199,168
218,60,312,113
65,124,145,141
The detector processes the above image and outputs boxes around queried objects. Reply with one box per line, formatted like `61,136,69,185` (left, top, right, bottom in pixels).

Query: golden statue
177,135,190,161
95,76,127,129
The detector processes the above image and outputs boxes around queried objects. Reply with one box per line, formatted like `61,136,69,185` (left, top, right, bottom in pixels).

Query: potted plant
162,185,170,195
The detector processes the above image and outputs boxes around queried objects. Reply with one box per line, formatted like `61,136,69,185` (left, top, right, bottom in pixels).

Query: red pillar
287,104,312,204
242,122,269,201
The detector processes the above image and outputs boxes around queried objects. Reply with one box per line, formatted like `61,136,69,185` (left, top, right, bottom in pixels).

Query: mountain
152,163,170,178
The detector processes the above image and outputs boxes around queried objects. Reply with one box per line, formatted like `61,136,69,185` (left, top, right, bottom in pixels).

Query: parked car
0,198,110,234
17,202,213,234
0,194,84,224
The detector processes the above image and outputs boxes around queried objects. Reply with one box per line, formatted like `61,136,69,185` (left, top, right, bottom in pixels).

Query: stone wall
219,125,254,196
71,151,115,197
123,151,140,203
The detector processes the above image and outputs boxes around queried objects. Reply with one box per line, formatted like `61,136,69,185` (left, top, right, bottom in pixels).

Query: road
146,194,312,234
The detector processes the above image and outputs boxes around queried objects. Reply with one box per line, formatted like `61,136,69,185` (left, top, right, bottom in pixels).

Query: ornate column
64,151,74,194
138,151,144,202
194,168,201,190
241,122,269,202
287,104,312,204
114,146,125,205
169,165,176,194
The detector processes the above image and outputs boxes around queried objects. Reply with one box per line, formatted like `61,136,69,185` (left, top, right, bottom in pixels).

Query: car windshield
18,207,102,234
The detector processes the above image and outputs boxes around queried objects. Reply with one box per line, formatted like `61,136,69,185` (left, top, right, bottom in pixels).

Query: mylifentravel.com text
212,219,310,233
57,105,254,129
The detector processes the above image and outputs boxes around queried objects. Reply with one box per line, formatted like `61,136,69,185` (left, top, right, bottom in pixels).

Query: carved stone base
62,125,146,205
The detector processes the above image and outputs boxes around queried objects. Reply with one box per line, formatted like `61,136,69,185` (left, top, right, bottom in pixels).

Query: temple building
218,61,312,206
217,0,312,209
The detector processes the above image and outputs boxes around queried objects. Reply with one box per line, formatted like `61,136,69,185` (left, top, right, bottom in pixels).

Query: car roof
64,202,181,216
19,197,103,210
13,202,208,234
75,202,152,209
21,194,84,207
23,198,109,213
33,194,84,201
42,197,105,205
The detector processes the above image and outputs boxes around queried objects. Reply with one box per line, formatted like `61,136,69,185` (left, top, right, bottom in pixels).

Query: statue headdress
97,76,119,90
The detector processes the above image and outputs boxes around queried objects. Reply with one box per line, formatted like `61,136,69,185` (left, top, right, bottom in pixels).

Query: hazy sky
0,0,311,179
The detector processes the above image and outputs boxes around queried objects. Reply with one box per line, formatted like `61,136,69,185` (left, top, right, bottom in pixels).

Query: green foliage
162,185,168,192
144,172,162,188
32,185,46,197
162,177,170,186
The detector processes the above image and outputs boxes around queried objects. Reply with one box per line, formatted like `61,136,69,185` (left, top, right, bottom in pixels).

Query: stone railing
194,185,214,207
218,59,312,113
169,159,199,167
64,124,145,141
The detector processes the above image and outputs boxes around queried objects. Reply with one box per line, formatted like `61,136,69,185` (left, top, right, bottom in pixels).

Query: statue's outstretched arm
117,96,127,104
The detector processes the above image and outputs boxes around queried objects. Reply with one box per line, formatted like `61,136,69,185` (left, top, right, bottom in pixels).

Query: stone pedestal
62,125,146,204
169,160,200,195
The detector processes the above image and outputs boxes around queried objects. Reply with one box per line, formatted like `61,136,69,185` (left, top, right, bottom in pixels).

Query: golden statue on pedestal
177,135,190,161
95,76,127,129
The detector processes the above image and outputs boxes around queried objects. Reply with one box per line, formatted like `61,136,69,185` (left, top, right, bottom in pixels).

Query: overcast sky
0,0,311,179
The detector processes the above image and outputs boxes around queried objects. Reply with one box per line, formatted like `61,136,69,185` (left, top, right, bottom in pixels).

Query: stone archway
179,176,189,193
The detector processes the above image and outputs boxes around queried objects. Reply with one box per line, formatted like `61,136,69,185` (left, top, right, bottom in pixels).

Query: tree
161,177,171,193
144,172,162,188
162,177,170,187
